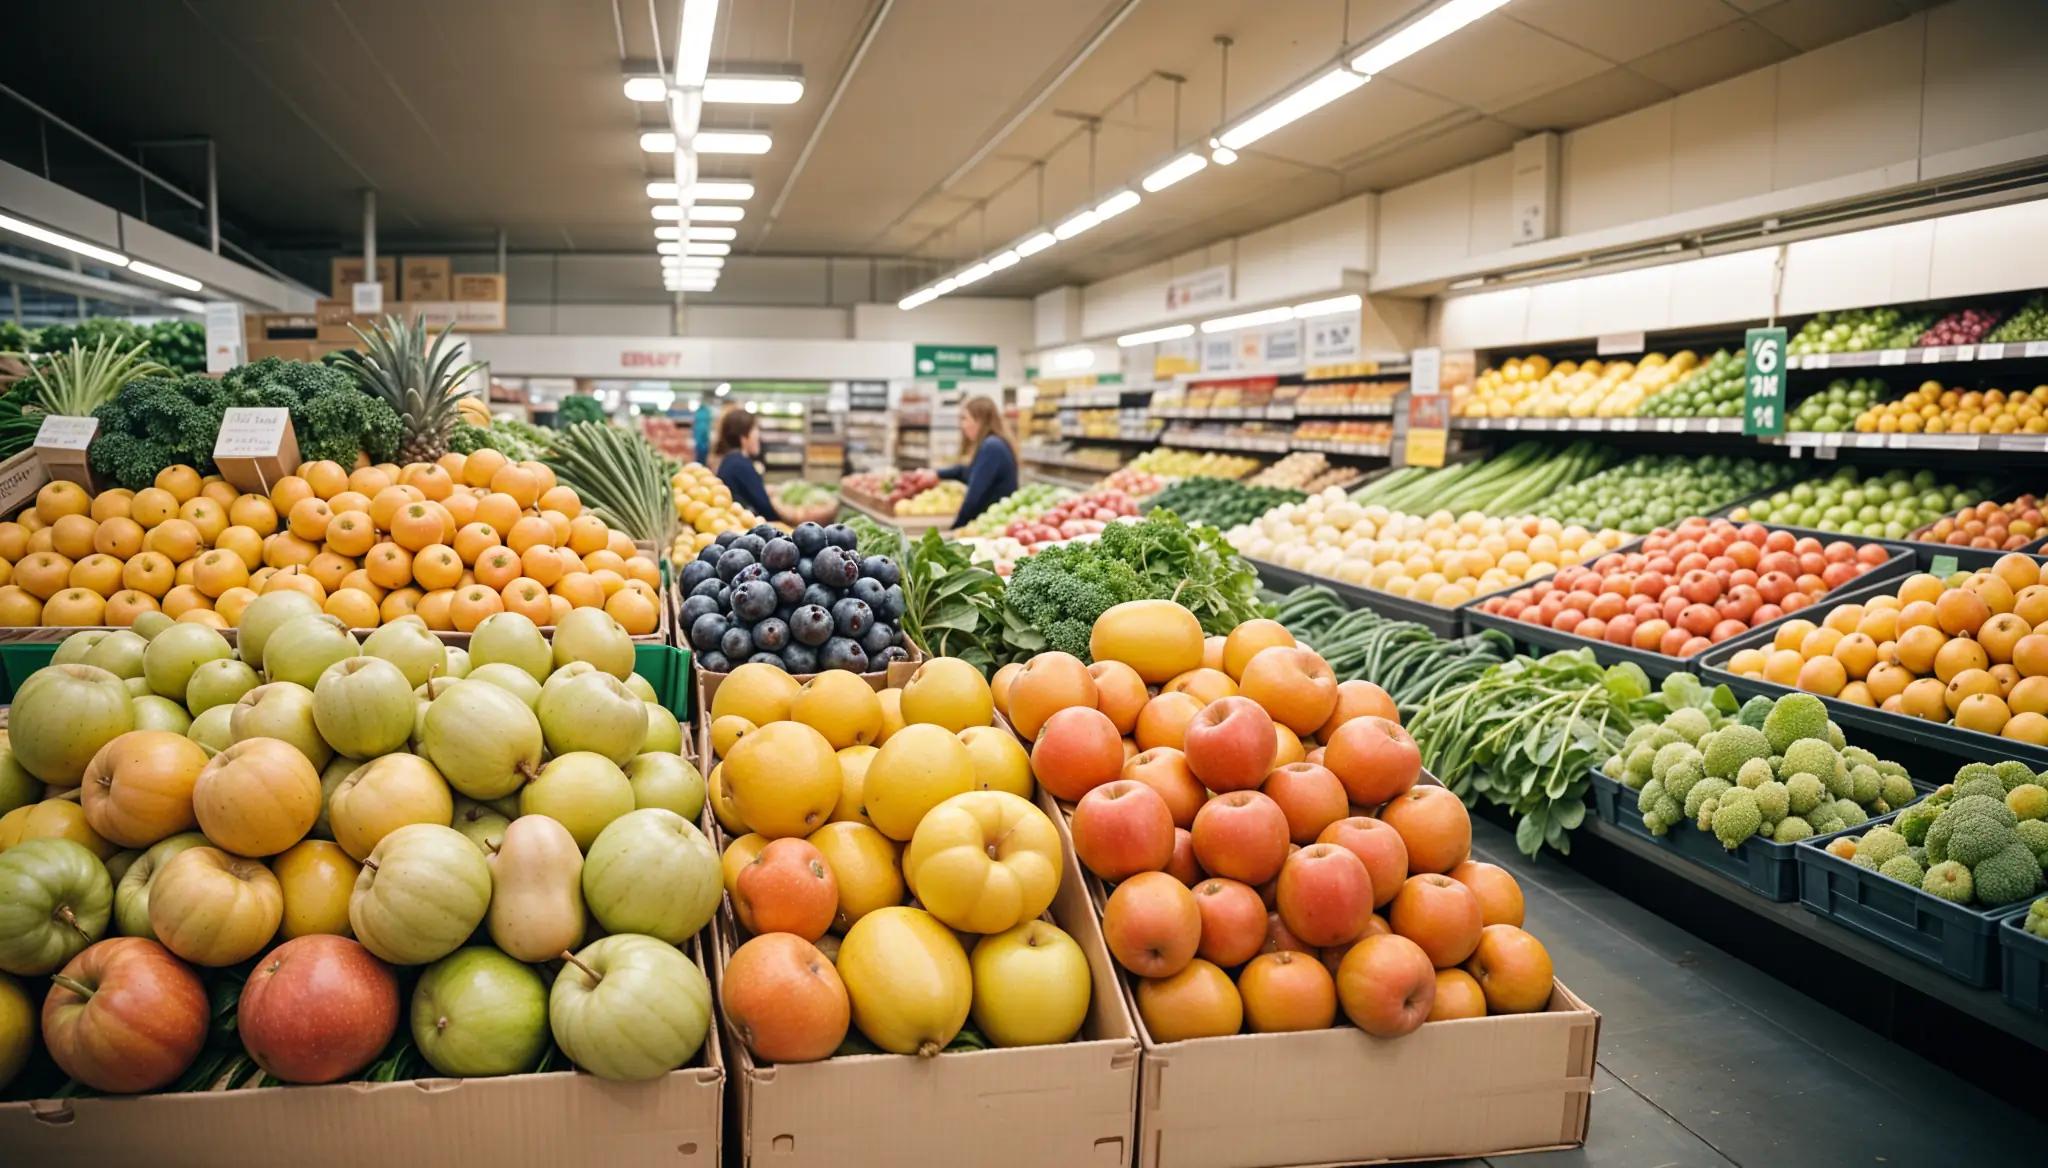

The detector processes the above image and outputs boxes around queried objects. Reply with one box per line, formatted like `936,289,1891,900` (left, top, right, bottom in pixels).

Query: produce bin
1794,815,2017,988
1044,782,1599,1168
1587,769,1804,901
1247,557,1466,639
1459,525,1914,683
1998,908,2048,1013
0,940,726,1168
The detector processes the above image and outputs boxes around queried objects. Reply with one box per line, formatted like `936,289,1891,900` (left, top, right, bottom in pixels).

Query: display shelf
1056,387,1153,409
1789,341,2048,369
1291,401,1395,418
1058,427,1165,444
1248,557,1464,638
1454,416,1744,434
1288,438,1390,457
1768,431,2048,455
1161,428,1291,454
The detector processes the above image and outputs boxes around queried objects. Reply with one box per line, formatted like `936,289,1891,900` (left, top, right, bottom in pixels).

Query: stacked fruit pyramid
0,605,717,1093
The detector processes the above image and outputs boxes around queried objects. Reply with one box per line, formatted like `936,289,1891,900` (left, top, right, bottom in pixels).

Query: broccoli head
1785,773,1826,816
1953,772,2008,803
1737,694,1774,730
1763,693,1829,753
1950,793,2019,829
2018,819,2048,865
1922,861,1973,903
1878,854,1924,885
1664,707,1713,745
1772,816,1813,843
1711,787,1762,850
1685,776,1732,821
1857,826,1908,866
1896,800,1941,846
1621,742,1657,790
1993,760,2037,793
1970,842,2044,907
1946,811,2019,869
2007,784,2048,822
1652,742,1702,786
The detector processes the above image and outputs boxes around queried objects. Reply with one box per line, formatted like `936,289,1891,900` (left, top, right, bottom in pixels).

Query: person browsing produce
713,407,783,521
939,395,1018,529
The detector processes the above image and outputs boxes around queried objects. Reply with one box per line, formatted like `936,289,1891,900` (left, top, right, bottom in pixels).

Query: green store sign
915,344,998,380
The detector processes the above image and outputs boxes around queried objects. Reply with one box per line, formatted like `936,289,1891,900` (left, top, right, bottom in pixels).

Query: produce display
895,480,965,518
671,460,767,557
1246,452,1356,492
542,422,676,547
1002,513,1265,657
1229,488,1628,609
1271,587,1516,714
1608,692,1918,845
1851,380,2048,435
1456,353,1696,419
1915,306,2002,347
894,530,1023,671
841,468,939,509
1476,519,1894,657
0,611,716,1094
1148,478,1305,530
1097,468,1165,497
1825,762,2046,908
707,659,1097,1060
0,339,168,461
1788,307,1932,355
1986,294,2048,343
1911,495,2045,551
996,488,1140,548
1637,349,1742,418
774,481,840,525
956,483,1072,537
1348,443,1615,517
679,522,908,674
1722,556,2048,741
0,452,662,635
1535,453,1795,532
1731,466,2001,540
1022,603,1557,1036
1125,449,1258,480
1789,378,1887,431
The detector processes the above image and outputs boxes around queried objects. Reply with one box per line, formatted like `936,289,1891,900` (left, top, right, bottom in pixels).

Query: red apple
1102,871,1201,978
1070,780,1175,880
1237,646,1339,736
42,938,207,1093
1322,715,1420,807
1122,747,1206,828
1316,816,1409,907
1275,843,1374,948
1261,762,1348,843
1191,877,1267,967
1263,911,1313,955
1181,697,1277,793
1164,827,1201,885
1190,789,1289,885
1336,933,1436,1038
239,935,400,1083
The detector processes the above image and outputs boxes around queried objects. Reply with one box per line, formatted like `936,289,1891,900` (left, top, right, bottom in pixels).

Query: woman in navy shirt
712,407,783,522
939,395,1018,529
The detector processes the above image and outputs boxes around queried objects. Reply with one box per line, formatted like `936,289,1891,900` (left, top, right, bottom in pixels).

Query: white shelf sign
34,415,98,450
203,301,245,374
214,408,292,459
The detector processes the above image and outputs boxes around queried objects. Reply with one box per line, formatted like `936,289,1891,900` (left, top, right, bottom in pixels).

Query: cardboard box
452,272,506,302
244,340,317,362
1042,786,1600,1168
30,415,100,492
316,319,370,343
402,255,452,301
212,408,300,495
255,314,318,341
0,448,50,518
331,255,397,302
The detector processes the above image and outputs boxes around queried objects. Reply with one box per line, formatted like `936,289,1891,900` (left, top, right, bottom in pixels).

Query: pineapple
337,315,480,464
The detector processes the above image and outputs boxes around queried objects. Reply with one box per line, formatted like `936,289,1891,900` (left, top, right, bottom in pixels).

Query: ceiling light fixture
986,250,1019,271
640,131,678,153
1216,67,1365,151
127,260,203,292
684,242,732,256
687,225,737,241
1210,145,1238,165
694,130,772,155
652,204,685,220
703,74,804,104
1117,323,1194,347
1015,232,1056,257
1292,293,1362,318
690,204,745,222
686,180,753,200
1094,190,1140,222
1352,0,1511,76
657,242,684,255
623,76,668,102
674,0,718,88
1200,306,1294,334
1141,152,1208,193
666,256,725,269
1053,209,1099,241
1046,347,1096,373
655,226,682,240
0,211,129,268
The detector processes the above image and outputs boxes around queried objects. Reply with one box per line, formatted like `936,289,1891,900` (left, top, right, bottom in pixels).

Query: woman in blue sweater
939,395,1018,529
712,407,784,522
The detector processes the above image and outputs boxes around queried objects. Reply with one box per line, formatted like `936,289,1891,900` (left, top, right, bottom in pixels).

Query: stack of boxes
243,255,508,362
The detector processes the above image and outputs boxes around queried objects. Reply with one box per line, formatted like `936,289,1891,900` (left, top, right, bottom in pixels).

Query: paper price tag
2027,342,2048,358
35,415,97,450
1978,343,2005,360
1956,345,1976,361
1922,347,1945,364
1930,554,1959,578
214,408,292,459
1878,350,1907,366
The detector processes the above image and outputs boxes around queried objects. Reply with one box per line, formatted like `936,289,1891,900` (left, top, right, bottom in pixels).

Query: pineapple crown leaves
1,338,168,417
337,314,483,423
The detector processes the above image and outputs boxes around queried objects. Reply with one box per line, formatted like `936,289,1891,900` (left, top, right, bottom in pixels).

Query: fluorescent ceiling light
986,250,1019,271
668,281,718,292
690,204,745,222
704,75,804,105
666,256,725,269
684,242,731,256
653,204,684,220
1216,67,1365,151
1201,306,1295,334
695,131,772,154
640,131,678,153
1047,347,1096,373
1292,293,1362,318
687,226,737,241
1053,209,1099,240
127,260,202,292
646,181,679,199
1118,323,1194,347
655,225,683,240
1094,190,1140,221
1015,232,1056,257
898,289,938,310
167,296,208,314
1142,152,1208,193
675,0,718,88
955,262,993,287
1352,0,1511,76
658,242,684,255
1211,145,1238,165
0,212,129,268
623,76,667,102
934,276,959,294
689,180,754,201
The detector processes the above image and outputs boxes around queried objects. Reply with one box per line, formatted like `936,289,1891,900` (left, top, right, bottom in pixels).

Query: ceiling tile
1250,79,1463,170
1371,13,1610,115
1505,0,1737,64
1339,118,1527,192
1493,66,1674,132
1747,0,1911,52
1629,18,1798,91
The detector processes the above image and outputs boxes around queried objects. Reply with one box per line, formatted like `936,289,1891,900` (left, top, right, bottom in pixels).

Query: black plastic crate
1589,769,1804,901
1999,907,2048,1013
1459,524,1915,683
1248,557,1465,639
1795,814,2019,988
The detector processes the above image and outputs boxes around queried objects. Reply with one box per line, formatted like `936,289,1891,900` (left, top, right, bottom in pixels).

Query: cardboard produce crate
1042,786,1599,1168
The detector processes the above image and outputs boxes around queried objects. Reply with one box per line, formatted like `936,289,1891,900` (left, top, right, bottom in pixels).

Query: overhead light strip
127,260,204,292
0,211,130,268
1352,0,1511,75
648,180,754,201
1116,323,1194,348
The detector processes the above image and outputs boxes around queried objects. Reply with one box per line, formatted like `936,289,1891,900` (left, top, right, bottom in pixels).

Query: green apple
411,947,549,1077
626,753,704,821
185,658,259,716
969,921,1091,1047
550,935,709,1080
581,809,718,943
519,753,633,850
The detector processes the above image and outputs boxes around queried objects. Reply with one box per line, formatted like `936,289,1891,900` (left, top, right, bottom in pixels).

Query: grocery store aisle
1439,819,2048,1167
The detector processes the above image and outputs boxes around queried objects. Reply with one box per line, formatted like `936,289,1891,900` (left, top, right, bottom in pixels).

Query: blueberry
681,594,720,626
831,597,873,639
850,577,886,610
715,531,741,547
859,621,895,656
761,538,800,572
690,577,725,601
732,534,766,559
860,556,900,587
880,584,905,622
716,547,756,583
790,604,834,647
770,570,806,606
697,545,725,567
819,636,869,673
874,645,910,666
813,547,858,588
679,560,716,590
774,603,796,622
801,583,837,611
731,579,777,623
780,643,819,673
823,523,858,551
791,522,827,557
750,524,782,542
720,625,755,660
795,556,814,581
746,652,784,667
689,612,729,653
732,562,769,586
752,617,790,652
697,650,732,673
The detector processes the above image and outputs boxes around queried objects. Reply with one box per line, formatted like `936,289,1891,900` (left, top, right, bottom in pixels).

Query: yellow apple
272,839,361,939
148,846,282,966
901,791,1061,934
805,821,905,934
970,921,1092,1047
957,726,1032,799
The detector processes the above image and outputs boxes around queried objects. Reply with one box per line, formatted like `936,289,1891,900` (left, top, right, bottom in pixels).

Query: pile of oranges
1853,381,2048,435
0,450,663,635
672,461,764,560
1726,553,2048,743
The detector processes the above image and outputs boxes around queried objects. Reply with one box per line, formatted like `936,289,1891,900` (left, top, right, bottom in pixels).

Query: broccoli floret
1896,801,1941,846
1637,778,1667,817
1832,799,1868,829
1970,842,2044,906
2007,784,2048,822
1879,855,1924,885
1783,739,1845,793
1764,693,1829,752
1737,695,1774,730
1947,813,2020,869
89,373,230,488
1826,722,1846,751
1646,726,1684,751
1002,544,1149,660
1923,861,1973,903
1993,760,2037,793
1841,746,1878,771
1908,846,1927,866
1652,742,1701,784
1712,787,1762,849
448,420,494,455
1705,725,1771,780
1686,777,1732,821
2028,898,2048,939
2018,820,2048,865
1953,772,2008,803
1848,764,1882,807
1926,815,1953,864
1665,707,1713,745
1950,793,2019,829
1857,826,1908,866
1810,811,1844,835
1620,742,1657,789
1880,774,1917,812
1737,757,1775,790
1754,780,1790,824
1772,816,1813,843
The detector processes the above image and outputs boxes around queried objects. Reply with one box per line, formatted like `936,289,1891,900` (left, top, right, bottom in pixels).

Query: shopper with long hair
711,407,781,521
939,395,1018,529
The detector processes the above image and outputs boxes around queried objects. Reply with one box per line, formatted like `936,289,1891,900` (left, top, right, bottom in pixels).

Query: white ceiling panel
1505,0,1739,64
1628,18,1801,91
1495,67,1676,132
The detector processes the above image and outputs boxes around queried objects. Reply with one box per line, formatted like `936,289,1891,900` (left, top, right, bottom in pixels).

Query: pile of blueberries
680,521,908,673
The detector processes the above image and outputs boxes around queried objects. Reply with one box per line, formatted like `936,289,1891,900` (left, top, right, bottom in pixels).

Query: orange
1796,655,1848,697
1896,573,1945,606
287,497,333,542
416,588,456,630
263,531,320,569
174,559,198,588
461,448,507,489
67,553,123,596
1854,607,1899,643
365,542,414,590
489,463,540,509
589,569,626,598
547,594,572,625
500,578,553,624
412,544,463,591
161,584,212,618
0,586,42,626
228,494,279,535
474,547,522,591
1821,604,1865,635
176,609,229,630
1977,613,2030,665
105,589,160,626
606,532,637,561
539,510,572,546
1894,624,1945,675
422,501,456,544
49,514,98,560
132,488,179,528
93,516,144,560
199,479,238,510
2009,674,2048,715
1991,664,2021,697
0,523,26,561
1865,661,1912,705
1763,648,1805,685
1934,589,1990,638
121,552,175,597
473,493,520,536
262,567,325,605
154,465,201,503
1954,692,2011,735
269,476,314,516
1798,626,1843,659
1968,573,2017,616
324,588,380,630
326,490,372,519
298,460,348,499
441,490,479,529
1993,553,2040,598
605,587,658,635
2004,711,2048,745
379,587,424,624
34,480,90,520
505,516,554,555
347,465,394,497
25,528,53,555
520,545,564,587
450,585,503,632
2014,585,2048,628
581,549,625,577
191,550,250,598
520,461,556,495
1831,632,1878,680
567,515,609,555
14,552,72,600
553,571,602,609
2013,633,2048,679
214,586,257,627
625,556,660,588
369,485,421,531
42,588,106,626
436,452,467,480
452,522,500,564
324,511,377,557
337,569,385,602
178,498,227,544
88,489,134,523
537,485,580,518
1933,636,1990,683
306,551,355,594
390,503,444,552
1772,620,1816,653
400,462,454,501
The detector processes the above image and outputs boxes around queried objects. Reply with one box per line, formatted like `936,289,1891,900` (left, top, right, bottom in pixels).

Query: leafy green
1095,512,1268,634
846,514,905,559
899,530,1017,671
556,394,608,427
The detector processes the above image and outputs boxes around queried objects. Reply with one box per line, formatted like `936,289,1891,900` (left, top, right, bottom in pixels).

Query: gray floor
1439,818,2048,1167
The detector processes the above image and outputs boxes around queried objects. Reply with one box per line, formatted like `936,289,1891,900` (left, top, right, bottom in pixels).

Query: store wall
1374,0,2048,292
852,298,1036,384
